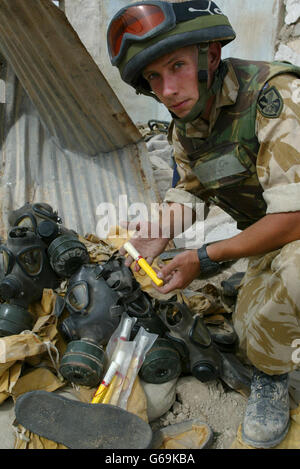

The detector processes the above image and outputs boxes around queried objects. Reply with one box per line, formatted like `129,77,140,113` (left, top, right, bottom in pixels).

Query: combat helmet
107,0,236,100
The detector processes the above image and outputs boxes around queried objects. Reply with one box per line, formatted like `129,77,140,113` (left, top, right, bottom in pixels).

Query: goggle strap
197,46,209,82
198,70,208,81
173,0,223,23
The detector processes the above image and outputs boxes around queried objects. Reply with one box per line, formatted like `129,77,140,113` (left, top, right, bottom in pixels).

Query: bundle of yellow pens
91,314,158,408
91,361,119,404
93,346,134,406
91,349,125,404
91,317,133,405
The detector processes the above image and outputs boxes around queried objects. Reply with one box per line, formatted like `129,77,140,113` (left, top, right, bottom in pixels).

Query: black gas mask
56,263,121,387
55,255,162,387
55,253,248,393
139,298,251,395
0,227,61,336
156,300,224,382
9,203,89,278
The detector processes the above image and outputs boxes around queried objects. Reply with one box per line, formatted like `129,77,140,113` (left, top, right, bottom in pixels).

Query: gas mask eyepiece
0,226,61,337
9,203,61,234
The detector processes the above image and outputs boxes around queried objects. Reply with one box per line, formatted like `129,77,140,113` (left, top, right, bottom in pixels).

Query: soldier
107,0,300,448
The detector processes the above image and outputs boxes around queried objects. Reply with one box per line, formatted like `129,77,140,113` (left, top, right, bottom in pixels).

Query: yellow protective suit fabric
158,425,211,449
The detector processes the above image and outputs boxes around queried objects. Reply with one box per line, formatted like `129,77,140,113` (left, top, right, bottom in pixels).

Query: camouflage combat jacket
165,58,300,230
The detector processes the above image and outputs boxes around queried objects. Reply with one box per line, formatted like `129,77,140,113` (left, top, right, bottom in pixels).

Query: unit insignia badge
257,86,283,118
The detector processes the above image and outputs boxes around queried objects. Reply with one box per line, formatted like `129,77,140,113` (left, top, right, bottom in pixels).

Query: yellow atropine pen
92,318,134,404
123,241,164,287
101,374,118,404
91,360,119,404
105,345,127,406
91,346,127,404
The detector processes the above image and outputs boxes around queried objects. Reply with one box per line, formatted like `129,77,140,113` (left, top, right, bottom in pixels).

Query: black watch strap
197,244,221,277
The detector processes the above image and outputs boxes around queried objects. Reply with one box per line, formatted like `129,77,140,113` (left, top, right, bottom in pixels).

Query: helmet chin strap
174,47,228,132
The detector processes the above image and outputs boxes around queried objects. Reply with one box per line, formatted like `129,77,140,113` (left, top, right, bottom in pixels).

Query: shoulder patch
257,86,283,118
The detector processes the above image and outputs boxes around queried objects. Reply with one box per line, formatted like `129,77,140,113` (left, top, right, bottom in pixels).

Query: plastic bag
118,327,158,410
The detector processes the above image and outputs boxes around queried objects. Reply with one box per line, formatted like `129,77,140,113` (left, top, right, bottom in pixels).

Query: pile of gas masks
0,203,89,336
55,253,250,394
0,202,250,394
143,299,245,388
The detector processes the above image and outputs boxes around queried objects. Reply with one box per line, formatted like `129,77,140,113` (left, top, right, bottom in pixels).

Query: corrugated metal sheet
0,0,160,238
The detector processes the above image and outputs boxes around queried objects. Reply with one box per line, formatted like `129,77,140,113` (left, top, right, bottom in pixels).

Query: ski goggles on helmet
107,0,224,66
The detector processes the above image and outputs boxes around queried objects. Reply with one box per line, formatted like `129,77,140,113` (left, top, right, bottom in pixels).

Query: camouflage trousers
233,240,300,375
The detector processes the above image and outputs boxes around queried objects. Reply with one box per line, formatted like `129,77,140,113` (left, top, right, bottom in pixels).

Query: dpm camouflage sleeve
256,73,300,214
163,123,204,211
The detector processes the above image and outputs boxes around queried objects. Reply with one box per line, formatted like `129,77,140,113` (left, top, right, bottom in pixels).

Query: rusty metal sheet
0,0,160,238
0,0,142,155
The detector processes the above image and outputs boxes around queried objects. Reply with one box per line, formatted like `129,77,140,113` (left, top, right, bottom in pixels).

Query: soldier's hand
154,250,201,293
119,220,170,268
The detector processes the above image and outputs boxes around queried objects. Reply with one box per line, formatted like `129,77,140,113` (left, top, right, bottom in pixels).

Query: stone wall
275,0,300,65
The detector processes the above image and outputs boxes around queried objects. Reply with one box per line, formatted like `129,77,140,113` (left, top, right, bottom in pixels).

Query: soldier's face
143,45,200,118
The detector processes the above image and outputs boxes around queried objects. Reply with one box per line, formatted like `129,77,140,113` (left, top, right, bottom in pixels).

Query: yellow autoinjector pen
123,241,164,287
91,360,119,404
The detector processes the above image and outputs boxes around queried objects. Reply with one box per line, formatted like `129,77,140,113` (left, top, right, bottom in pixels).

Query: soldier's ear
208,42,222,73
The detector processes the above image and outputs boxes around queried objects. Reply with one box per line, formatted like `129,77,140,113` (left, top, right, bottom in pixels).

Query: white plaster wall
275,0,300,65
64,0,282,124
284,0,300,25
217,0,281,61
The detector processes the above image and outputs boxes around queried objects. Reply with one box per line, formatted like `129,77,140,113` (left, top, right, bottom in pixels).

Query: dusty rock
275,43,300,65
150,375,248,449
293,22,300,37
